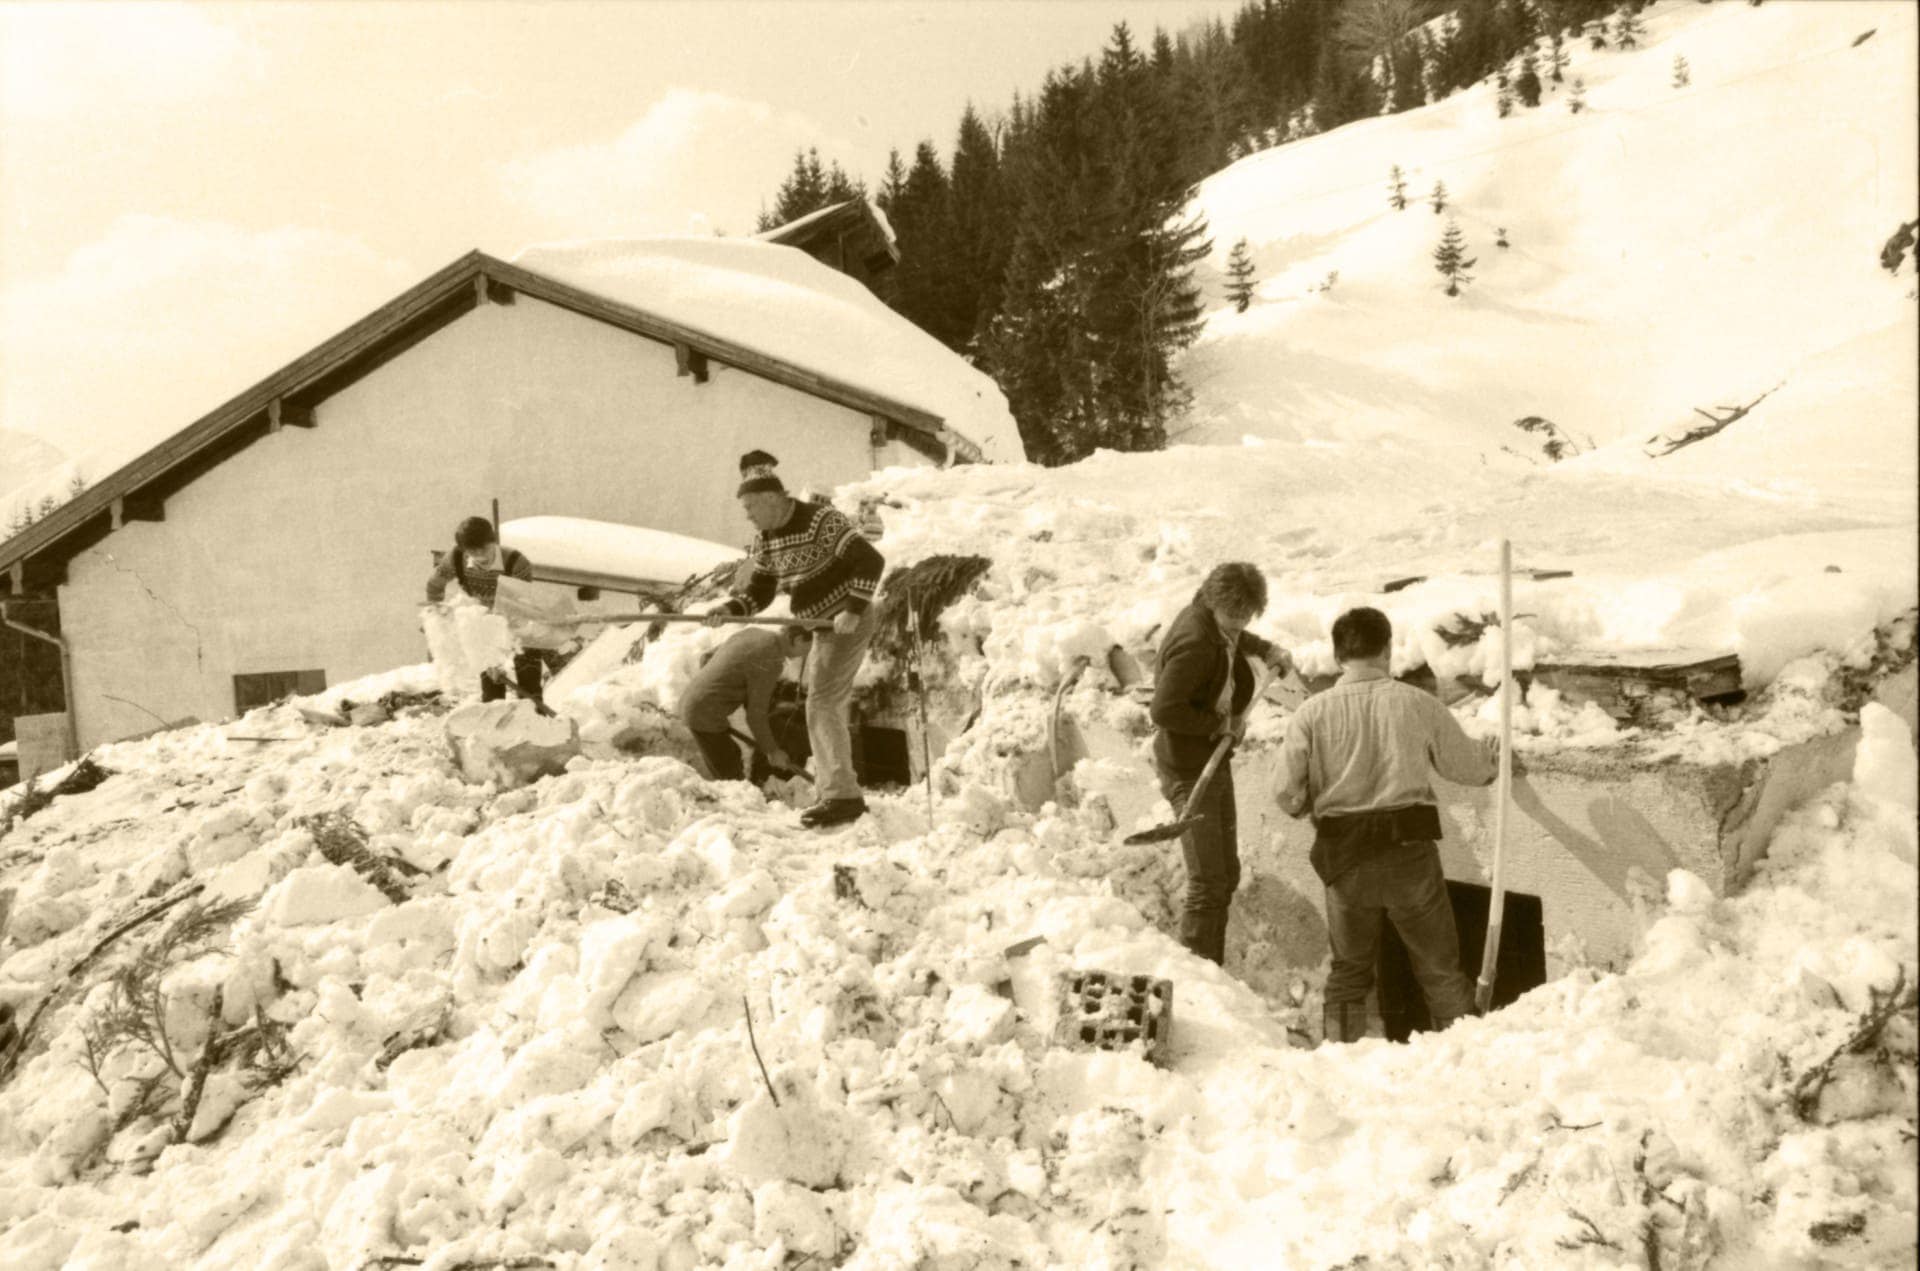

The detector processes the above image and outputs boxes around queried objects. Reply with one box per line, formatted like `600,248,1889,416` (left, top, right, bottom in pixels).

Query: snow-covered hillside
0,2,1915,1268
1183,0,1918,500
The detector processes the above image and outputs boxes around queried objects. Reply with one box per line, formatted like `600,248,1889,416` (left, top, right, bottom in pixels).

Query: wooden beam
475,274,492,307
7,562,19,595
870,414,890,448
267,398,314,433
109,494,165,530
674,343,710,384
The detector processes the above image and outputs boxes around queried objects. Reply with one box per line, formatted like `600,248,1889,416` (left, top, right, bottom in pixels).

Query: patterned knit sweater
722,500,884,620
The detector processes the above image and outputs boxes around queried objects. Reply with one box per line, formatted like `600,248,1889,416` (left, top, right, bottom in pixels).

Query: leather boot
1321,1002,1367,1045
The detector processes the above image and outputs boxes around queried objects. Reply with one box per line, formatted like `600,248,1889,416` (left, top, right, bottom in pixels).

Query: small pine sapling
1496,226,1510,248
1613,7,1644,48
1434,219,1477,296
1549,31,1569,82
1516,52,1544,107
1672,54,1690,87
1497,84,1514,117
1225,238,1258,313
1569,77,1588,113
1388,164,1409,210
1587,20,1608,50
1430,180,1448,214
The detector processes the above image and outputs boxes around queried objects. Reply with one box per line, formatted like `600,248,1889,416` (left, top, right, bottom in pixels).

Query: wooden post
491,497,501,536
1475,540,1514,1015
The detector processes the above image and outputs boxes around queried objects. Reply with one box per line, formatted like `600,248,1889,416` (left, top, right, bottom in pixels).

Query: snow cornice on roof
1,250,973,595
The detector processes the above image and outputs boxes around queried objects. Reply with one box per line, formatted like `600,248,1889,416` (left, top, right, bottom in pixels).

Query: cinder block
1053,969,1173,1065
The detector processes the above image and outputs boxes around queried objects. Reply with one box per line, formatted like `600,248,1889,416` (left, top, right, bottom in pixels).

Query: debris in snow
444,700,581,787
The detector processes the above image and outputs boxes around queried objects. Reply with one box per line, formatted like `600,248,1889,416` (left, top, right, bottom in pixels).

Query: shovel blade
1123,815,1203,845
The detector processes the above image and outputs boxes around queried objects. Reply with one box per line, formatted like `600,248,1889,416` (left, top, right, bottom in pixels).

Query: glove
833,610,860,636
703,606,731,628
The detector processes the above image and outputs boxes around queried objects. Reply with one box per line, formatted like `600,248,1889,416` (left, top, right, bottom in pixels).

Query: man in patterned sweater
711,451,884,827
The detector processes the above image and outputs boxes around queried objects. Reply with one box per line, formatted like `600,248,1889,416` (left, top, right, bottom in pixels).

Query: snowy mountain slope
0,429,69,522
1182,0,1918,485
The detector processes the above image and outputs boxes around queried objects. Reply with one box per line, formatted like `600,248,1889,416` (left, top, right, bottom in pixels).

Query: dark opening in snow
1378,882,1547,1041
854,724,912,787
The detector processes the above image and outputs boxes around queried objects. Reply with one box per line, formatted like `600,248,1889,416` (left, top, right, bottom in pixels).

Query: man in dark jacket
1150,562,1293,965
1275,606,1498,1044
425,516,553,705
710,451,885,828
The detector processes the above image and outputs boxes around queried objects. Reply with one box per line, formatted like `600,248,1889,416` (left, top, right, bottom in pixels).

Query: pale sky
0,0,1242,492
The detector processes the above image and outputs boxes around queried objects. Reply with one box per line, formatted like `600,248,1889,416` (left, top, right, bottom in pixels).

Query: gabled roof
757,199,899,273
1,250,974,595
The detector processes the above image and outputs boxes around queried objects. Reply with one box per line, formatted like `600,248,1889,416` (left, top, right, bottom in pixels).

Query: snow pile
0,678,1913,1268
511,236,1024,464
420,601,514,696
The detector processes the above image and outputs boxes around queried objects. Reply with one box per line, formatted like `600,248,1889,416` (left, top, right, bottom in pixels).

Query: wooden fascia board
480,256,948,441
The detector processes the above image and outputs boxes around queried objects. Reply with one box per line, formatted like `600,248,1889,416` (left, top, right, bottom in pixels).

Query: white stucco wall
59,296,889,746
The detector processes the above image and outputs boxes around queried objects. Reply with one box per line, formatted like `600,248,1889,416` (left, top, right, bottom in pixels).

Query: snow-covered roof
500,516,738,589
755,197,899,257
512,236,1023,465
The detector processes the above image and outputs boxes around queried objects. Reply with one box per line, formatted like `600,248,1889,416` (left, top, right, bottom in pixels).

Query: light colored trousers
805,605,878,801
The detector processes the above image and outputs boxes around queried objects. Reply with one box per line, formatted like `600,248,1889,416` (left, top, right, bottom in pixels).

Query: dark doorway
1378,882,1547,1041
853,724,912,787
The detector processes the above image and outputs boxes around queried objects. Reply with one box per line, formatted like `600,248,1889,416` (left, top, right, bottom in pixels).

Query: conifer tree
1388,164,1409,210
1587,20,1608,50
1671,55,1690,87
1225,238,1257,312
1433,219,1477,295
1515,51,1543,107
1496,226,1509,248
1569,76,1588,113
67,473,87,498
1612,7,1643,49
37,495,56,520
1497,82,1514,117
1548,31,1569,83
1430,179,1448,213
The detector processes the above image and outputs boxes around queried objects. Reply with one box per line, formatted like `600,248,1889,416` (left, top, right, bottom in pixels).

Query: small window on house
234,669,326,713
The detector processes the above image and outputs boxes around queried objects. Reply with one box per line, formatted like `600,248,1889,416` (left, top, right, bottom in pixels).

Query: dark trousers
1323,842,1474,1021
481,649,556,705
692,729,746,781
1156,759,1239,964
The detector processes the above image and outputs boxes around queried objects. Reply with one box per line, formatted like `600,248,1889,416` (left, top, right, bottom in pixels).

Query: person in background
1149,561,1293,965
1274,605,1498,1044
425,516,553,707
680,624,812,783
710,451,884,828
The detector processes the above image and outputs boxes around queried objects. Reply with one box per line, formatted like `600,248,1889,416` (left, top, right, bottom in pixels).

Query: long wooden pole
1475,539,1514,1015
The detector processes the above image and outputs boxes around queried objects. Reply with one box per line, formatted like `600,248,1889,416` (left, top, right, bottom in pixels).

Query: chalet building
0,238,1021,756
757,200,900,292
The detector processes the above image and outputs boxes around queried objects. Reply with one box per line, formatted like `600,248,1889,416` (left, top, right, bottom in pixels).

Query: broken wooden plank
1532,647,1742,722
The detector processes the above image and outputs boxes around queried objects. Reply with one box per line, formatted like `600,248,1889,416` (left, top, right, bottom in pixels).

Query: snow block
444,699,581,788
1051,970,1172,1065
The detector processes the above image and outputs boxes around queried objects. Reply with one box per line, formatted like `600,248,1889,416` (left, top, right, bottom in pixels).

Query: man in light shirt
1276,606,1498,1044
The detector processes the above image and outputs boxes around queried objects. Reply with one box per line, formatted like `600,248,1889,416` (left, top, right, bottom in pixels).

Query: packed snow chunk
1666,869,1719,918
495,1026,603,1105
753,1181,840,1258
610,969,715,1044
847,1181,1038,1271
445,699,581,788
943,982,1017,1047
0,1213,80,1271
578,912,672,1026
423,600,516,694
1854,702,1918,812
727,1067,853,1189
263,863,390,926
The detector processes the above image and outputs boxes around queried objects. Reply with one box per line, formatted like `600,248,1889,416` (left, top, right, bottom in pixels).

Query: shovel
1124,732,1233,845
493,576,830,630
725,725,810,780
1123,658,1275,846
